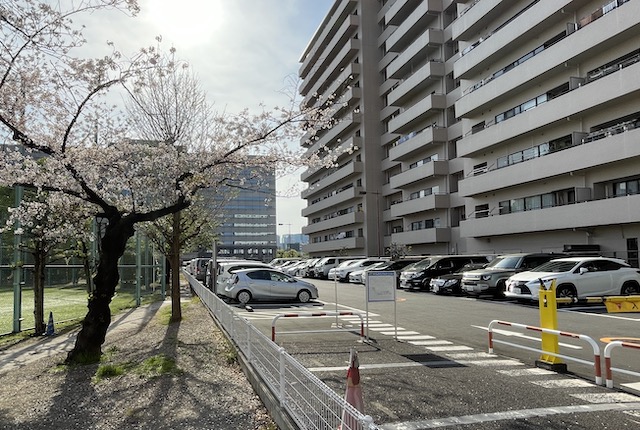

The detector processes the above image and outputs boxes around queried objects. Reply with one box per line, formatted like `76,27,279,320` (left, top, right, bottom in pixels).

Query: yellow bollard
536,279,567,372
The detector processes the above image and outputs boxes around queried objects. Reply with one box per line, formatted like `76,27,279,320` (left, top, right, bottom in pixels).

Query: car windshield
486,256,522,269
411,258,434,270
529,260,578,273
365,262,387,271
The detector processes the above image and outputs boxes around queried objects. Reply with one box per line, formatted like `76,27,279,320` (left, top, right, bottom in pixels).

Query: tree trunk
66,217,134,364
81,241,94,294
33,247,46,336
169,211,182,322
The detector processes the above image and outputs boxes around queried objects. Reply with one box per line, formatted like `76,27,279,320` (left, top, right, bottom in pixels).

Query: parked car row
184,257,319,305
336,252,640,303
188,252,640,306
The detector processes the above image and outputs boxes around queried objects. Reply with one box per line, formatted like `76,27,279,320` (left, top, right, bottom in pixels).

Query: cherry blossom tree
0,1,333,363
1,190,93,335
137,195,224,321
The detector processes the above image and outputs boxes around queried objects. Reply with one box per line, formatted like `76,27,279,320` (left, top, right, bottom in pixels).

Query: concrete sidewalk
0,299,166,374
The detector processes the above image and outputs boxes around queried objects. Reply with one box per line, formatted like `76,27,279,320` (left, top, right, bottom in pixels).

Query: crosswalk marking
446,352,496,359
409,340,453,346
530,379,594,388
572,392,640,403
497,368,555,376
425,345,474,352
379,330,421,336
457,359,524,367
396,334,436,341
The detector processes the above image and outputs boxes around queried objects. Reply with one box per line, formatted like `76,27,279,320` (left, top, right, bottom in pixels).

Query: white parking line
378,403,640,429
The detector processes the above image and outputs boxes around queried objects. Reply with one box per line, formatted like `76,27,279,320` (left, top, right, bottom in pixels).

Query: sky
80,0,334,237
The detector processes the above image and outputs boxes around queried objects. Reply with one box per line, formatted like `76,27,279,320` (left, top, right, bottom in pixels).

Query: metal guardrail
187,273,376,430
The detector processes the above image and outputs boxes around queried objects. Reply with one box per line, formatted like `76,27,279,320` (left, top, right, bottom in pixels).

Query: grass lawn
0,283,164,342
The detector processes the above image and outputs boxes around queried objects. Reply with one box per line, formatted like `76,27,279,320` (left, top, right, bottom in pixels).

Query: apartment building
299,0,640,266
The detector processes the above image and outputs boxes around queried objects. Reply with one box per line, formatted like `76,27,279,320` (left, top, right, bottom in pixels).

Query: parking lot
218,276,640,428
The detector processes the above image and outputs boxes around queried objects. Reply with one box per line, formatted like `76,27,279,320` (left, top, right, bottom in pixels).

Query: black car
400,255,494,291
429,263,488,295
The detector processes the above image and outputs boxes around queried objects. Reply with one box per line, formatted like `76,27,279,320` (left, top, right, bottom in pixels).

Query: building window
475,204,489,218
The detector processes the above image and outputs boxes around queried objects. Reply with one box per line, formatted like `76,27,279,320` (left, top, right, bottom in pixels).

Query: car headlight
480,274,492,281
444,279,457,287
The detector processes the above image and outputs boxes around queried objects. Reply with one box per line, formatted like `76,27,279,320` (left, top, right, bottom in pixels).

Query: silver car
224,268,319,305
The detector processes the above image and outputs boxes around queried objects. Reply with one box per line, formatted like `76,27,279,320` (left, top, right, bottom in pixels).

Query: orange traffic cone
340,347,364,429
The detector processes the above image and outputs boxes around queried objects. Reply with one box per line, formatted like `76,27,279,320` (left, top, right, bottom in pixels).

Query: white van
214,260,271,294
313,256,364,279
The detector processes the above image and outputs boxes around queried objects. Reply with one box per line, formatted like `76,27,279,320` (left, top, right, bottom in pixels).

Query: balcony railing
459,0,631,95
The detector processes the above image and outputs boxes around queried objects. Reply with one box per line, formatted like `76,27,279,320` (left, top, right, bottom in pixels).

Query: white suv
505,257,640,301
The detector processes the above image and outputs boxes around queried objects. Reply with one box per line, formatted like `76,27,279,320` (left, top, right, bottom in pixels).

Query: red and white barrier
604,340,640,388
488,320,602,385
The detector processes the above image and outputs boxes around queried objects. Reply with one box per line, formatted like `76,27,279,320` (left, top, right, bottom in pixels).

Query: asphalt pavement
229,282,640,430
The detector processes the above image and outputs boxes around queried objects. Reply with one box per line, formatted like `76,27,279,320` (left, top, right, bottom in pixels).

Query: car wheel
297,289,312,303
621,281,640,295
493,280,506,299
556,284,577,300
237,290,252,305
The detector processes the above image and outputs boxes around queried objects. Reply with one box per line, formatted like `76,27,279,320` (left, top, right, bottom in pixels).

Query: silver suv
462,253,564,298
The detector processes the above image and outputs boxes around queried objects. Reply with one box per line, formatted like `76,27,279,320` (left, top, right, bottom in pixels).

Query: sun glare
145,0,224,48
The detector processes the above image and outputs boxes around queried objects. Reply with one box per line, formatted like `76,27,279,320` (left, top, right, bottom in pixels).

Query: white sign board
366,271,396,302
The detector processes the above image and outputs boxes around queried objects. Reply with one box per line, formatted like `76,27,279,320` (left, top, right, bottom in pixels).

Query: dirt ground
0,294,276,430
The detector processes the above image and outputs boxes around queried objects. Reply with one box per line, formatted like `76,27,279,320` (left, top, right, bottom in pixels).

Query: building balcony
389,160,448,189
389,126,447,161
386,0,442,52
459,128,640,197
300,10,359,78
457,60,640,157
387,29,444,79
456,2,640,117
300,38,361,97
313,114,361,152
384,0,421,26
303,62,361,109
301,160,363,200
302,186,361,218
302,211,364,235
454,0,573,80
302,135,362,181
390,227,451,246
388,93,446,135
390,193,450,218
303,236,365,254
452,0,505,41
387,61,445,106
460,194,640,238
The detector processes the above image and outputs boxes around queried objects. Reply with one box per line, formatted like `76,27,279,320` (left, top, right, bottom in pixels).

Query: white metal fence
187,274,377,430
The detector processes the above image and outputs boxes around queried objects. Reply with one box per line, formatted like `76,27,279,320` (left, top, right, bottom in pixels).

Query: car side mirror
579,267,589,275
